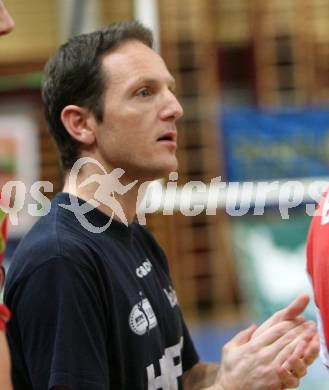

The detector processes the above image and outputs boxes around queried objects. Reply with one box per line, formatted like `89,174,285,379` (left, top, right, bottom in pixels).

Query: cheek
107,110,138,136
100,107,156,150
115,105,156,128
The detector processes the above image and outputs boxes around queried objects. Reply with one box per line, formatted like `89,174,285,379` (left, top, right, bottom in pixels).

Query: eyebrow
127,76,176,90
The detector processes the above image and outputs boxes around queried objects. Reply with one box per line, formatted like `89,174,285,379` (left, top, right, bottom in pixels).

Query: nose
0,4,15,36
160,90,184,122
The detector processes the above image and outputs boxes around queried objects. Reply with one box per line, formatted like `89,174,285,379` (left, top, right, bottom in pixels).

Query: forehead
102,40,174,88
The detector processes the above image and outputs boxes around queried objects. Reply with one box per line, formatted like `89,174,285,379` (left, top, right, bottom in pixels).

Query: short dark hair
42,21,153,171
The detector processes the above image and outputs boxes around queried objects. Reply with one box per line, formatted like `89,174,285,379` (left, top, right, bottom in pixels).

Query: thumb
229,324,257,347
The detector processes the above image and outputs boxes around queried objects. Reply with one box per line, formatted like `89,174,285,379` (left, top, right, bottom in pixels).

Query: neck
62,163,143,225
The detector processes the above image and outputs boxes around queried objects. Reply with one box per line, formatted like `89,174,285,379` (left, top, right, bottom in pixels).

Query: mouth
157,131,177,143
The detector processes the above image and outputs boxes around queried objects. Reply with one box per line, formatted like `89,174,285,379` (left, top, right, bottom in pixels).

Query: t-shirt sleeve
11,257,109,390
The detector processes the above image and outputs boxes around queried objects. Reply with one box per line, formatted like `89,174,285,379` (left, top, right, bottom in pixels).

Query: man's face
0,1,14,36
93,40,184,181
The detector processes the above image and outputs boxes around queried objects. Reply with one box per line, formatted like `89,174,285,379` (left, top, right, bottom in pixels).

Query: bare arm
183,361,220,390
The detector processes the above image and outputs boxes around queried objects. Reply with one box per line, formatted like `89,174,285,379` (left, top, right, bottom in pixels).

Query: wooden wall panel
100,0,133,25
0,0,59,63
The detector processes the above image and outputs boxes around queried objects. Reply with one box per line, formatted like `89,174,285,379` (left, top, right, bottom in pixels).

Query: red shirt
0,200,9,331
0,304,10,331
307,191,329,367
0,207,7,266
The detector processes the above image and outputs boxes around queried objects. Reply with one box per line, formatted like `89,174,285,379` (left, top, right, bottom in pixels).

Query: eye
169,87,176,96
168,80,176,94
136,87,152,97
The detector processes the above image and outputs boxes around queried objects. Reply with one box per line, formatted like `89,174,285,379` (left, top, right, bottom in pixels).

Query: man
307,192,329,370
0,1,14,389
5,21,319,390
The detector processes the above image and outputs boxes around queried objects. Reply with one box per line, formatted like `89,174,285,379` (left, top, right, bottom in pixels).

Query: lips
157,131,177,143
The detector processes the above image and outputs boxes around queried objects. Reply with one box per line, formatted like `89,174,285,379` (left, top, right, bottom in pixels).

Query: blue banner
220,107,329,181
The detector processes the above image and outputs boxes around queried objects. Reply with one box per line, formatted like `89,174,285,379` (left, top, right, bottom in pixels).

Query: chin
140,163,178,182
156,160,178,178
123,156,178,181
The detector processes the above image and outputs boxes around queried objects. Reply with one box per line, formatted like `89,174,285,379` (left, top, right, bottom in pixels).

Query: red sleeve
307,190,329,352
0,304,10,331
0,206,8,266
0,201,9,332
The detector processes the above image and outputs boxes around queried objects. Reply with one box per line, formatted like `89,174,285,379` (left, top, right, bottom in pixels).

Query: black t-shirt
4,193,199,390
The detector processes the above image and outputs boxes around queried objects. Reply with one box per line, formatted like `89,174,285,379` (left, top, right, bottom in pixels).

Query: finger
252,315,306,339
303,333,320,365
252,295,309,338
281,294,310,321
278,342,308,387
273,325,317,366
253,321,316,366
288,358,307,378
277,365,300,389
251,318,309,348
274,338,305,368
226,324,257,347
289,337,308,361
282,341,308,378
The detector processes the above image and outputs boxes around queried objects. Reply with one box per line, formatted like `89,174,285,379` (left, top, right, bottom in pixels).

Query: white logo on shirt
147,337,183,390
136,258,153,278
163,286,178,308
129,297,158,335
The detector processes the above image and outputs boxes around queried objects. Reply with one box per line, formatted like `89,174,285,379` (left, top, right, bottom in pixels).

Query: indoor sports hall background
1,1,329,388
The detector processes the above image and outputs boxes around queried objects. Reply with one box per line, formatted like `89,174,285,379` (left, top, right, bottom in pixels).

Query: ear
60,105,96,145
